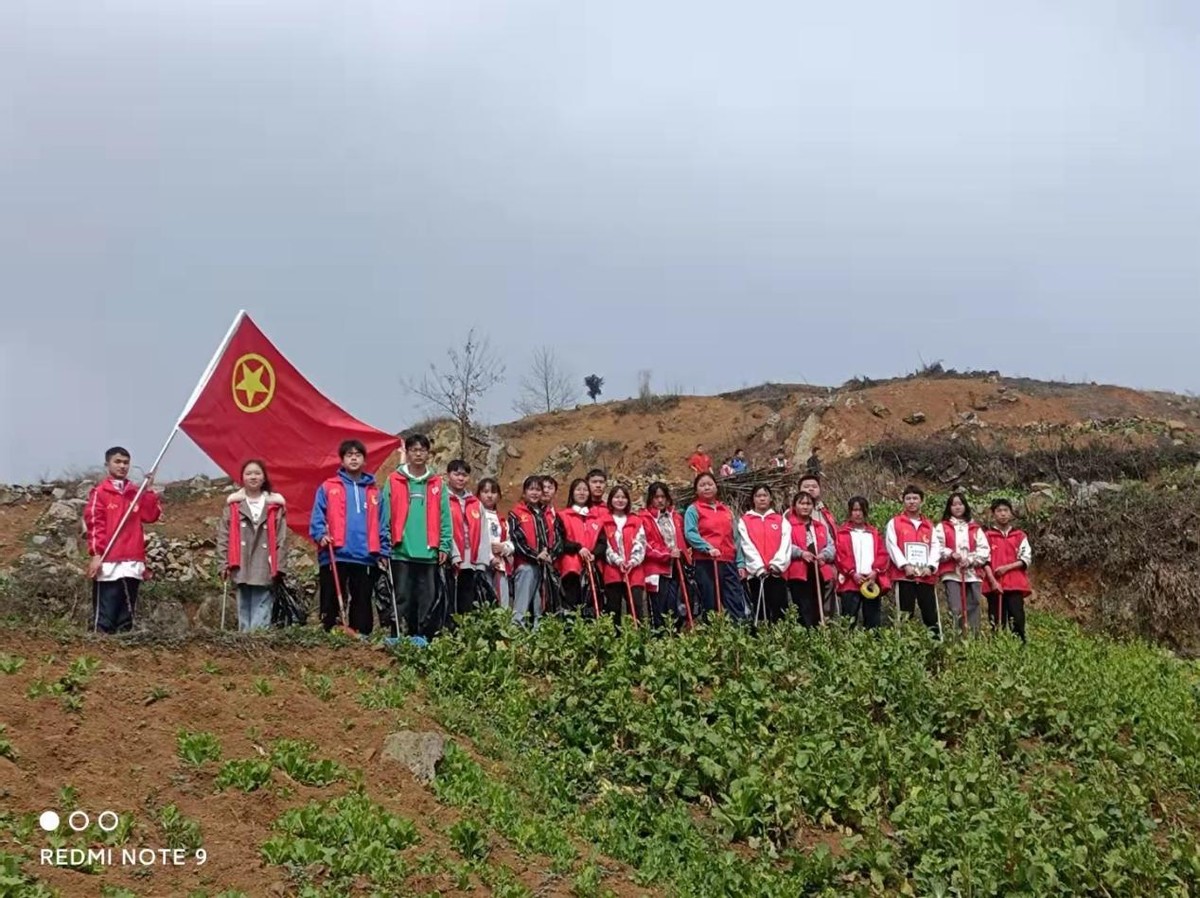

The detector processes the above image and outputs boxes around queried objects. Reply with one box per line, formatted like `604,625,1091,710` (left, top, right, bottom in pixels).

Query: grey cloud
1,0,1197,481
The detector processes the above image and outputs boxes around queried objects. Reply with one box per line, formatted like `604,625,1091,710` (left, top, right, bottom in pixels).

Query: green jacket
381,465,453,562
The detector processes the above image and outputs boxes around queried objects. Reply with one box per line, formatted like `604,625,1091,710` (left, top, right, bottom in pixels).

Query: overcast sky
2,1,1198,482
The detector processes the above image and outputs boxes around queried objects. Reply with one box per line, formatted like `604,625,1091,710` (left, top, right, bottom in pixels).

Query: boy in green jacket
381,433,453,638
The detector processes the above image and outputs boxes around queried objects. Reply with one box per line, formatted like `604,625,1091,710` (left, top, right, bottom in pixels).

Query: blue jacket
309,469,390,566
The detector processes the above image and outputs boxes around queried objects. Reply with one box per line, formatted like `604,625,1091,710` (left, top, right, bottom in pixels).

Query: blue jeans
238,585,273,632
694,560,749,621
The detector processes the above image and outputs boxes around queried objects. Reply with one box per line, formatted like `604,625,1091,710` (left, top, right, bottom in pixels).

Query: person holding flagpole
309,440,389,633
84,446,162,633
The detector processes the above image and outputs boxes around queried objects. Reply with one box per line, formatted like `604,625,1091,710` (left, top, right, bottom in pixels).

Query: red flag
180,313,401,536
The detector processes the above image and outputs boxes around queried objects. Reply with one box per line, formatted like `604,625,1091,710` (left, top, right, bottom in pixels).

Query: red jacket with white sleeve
84,479,162,564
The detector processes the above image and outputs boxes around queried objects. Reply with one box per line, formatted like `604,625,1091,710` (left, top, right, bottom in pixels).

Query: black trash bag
540,562,565,616
372,569,398,636
680,563,703,621
474,569,501,609
419,564,451,638
579,563,604,619
270,576,310,628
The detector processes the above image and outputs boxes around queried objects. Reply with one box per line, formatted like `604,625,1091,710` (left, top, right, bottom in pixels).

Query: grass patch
176,730,222,767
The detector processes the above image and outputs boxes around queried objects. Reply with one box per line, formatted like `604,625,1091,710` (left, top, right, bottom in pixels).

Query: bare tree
408,329,505,456
513,346,577,416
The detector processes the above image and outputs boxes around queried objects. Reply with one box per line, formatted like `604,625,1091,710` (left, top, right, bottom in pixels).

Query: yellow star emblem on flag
232,353,276,413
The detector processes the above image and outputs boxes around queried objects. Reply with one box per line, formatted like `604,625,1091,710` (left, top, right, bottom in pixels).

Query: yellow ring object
859,581,881,599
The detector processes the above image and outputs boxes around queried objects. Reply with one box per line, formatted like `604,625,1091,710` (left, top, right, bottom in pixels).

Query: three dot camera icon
40,809,120,833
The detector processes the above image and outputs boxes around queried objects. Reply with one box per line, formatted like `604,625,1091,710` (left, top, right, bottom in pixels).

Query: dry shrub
1035,486,1200,653
865,439,1198,488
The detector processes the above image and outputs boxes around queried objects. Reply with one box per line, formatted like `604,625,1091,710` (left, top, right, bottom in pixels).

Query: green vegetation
0,850,57,897
0,725,14,762
300,668,335,702
260,791,420,893
26,655,100,713
213,758,273,793
252,677,273,696
99,886,137,898
407,609,1200,897
144,685,170,704
156,804,203,852
0,653,25,675
176,729,222,767
356,668,418,710
268,739,347,787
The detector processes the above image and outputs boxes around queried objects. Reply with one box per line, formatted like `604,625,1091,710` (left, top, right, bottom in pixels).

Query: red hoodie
84,479,162,564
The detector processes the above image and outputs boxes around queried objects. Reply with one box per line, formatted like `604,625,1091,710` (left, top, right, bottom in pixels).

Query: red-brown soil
0,633,653,897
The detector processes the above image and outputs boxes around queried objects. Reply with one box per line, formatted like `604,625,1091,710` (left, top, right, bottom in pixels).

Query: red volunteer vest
227,502,281,577
323,476,382,554
742,511,785,573
558,507,603,577
448,493,485,563
783,511,835,582
985,527,1032,595
834,523,891,591
603,515,646,587
388,472,443,550
889,515,935,584
936,520,983,577
692,501,736,561
510,501,542,569
640,508,687,577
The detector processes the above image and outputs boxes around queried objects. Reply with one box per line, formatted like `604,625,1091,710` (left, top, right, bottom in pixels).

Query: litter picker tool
623,572,639,627
221,577,229,631
809,527,825,627
755,575,766,625
712,559,724,616
958,564,969,639
934,578,944,640
675,558,694,630
585,562,602,619
384,561,401,638
328,552,356,635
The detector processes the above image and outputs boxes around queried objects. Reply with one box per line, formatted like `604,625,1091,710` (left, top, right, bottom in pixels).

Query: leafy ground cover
409,609,1200,896
2,609,1198,896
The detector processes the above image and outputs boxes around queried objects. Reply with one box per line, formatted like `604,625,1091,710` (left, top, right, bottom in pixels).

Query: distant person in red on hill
84,446,162,633
688,444,713,475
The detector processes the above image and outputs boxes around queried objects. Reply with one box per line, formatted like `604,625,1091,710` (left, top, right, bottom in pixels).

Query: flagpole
95,310,247,567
